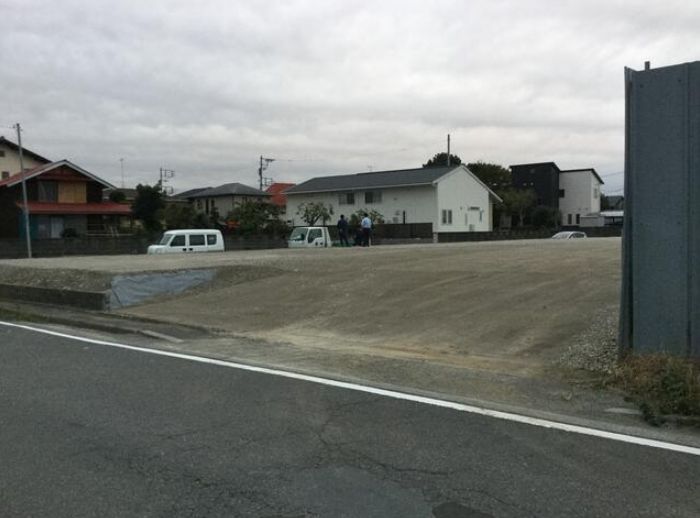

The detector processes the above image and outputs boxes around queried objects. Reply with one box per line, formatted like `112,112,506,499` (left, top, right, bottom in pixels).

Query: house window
339,192,355,205
1,171,9,180
0,150,5,157
38,181,58,202
594,188,599,198
365,191,382,204
196,199,202,210
567,214,572,225
576,214,580,225
559,189,565,198
441,209,453,225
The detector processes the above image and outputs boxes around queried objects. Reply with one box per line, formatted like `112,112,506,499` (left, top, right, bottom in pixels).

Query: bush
613,355,700,425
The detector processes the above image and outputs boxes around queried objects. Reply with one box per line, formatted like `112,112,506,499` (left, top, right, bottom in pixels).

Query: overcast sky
2,0,699,194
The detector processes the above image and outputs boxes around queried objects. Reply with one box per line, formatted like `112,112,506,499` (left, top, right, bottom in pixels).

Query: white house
284,165,501,232
182,183,270,218
558,168,604,226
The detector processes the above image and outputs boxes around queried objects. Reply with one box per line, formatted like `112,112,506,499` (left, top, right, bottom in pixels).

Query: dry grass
612,355,700,426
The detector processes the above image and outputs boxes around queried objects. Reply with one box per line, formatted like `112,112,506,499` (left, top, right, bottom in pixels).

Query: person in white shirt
360,213,372,247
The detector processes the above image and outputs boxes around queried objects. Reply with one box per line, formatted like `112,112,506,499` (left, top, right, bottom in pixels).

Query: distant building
183,183,270,218
285,165,501,232
509,162,604,227
510,162,561,208
558,168,604,226
103,187,138,204
580,210,623,228
0,136,51,180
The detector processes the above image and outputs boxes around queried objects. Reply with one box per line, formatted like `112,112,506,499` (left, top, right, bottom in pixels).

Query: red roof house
0,160,132,238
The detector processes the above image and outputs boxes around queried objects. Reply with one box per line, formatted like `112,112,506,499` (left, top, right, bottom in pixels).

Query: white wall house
558,168,604,226
185,183,270,219
285,165,501,232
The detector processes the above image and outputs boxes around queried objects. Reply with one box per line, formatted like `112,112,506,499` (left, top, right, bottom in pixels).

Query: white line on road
2,320,699,457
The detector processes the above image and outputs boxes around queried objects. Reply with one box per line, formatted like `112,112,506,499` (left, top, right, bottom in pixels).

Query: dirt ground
0,239,621,378
59,238,620,378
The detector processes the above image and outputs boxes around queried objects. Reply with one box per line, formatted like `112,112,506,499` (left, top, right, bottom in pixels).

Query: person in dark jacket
337,214,349,247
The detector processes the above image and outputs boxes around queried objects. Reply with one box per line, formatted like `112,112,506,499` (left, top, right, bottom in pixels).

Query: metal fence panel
621,61,700,357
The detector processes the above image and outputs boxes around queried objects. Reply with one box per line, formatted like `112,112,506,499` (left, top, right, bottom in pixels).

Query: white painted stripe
2,320,699,457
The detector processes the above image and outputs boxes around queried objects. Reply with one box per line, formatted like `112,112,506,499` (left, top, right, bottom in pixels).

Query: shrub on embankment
613,355,700,426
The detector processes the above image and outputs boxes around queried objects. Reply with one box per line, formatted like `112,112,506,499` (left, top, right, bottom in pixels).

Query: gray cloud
2,0,699,194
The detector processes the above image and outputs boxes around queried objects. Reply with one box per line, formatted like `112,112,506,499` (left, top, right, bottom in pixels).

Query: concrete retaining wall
0,235,287,259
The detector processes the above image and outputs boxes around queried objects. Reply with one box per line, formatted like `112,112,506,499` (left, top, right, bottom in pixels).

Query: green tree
228,200,282,235
466,161,511,195
132,183,165,233
349,209,385,228
108,190,127,203
163,204,197,230
296,202,334,225
501,189,537,227
423,152,462,168
192,211,213,228
530,205,560,228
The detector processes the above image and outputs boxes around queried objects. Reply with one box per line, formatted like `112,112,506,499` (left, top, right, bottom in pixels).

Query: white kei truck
287,226,333,248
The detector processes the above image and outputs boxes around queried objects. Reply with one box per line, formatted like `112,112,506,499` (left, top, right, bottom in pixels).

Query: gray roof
188,183,269,198
173,187,212,199
285,166,457,194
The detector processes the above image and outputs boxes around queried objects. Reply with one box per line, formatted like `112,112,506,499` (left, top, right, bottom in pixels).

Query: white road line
2,320,699,457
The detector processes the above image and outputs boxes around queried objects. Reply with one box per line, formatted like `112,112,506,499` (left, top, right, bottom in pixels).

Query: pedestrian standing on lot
337,214,349,247
361,212,372,247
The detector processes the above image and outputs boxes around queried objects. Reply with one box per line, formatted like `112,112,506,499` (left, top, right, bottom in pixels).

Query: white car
551,231,587,239
147,229,225,254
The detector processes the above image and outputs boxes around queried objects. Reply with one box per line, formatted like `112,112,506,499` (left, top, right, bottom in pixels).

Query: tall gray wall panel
620,61,700,357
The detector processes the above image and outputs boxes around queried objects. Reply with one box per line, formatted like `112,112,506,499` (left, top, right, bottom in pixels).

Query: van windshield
159,234,173,245
289,228,307,241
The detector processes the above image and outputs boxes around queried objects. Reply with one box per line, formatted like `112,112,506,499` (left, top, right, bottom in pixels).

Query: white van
147,229,225,254
288,226,333,248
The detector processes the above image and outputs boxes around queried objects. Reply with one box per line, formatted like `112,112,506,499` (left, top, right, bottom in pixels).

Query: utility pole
119,158,125,188
258,156,275,190
159,167,175,195
447,134,451,167
15,123,32,259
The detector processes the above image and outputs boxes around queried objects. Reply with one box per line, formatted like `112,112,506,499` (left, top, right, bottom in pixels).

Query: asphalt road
0,324,698,518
